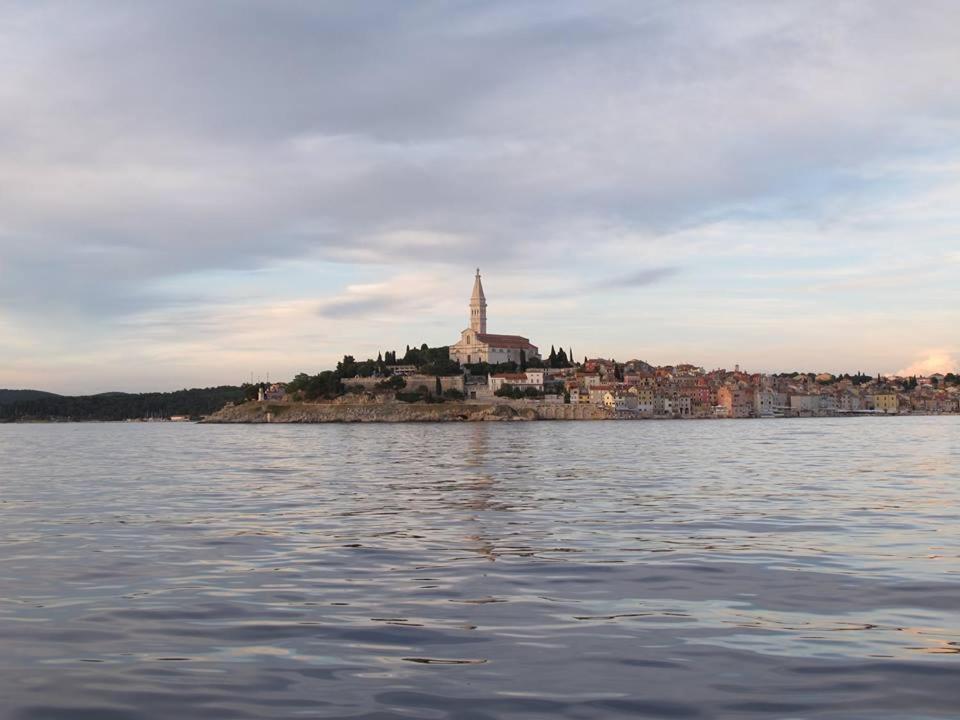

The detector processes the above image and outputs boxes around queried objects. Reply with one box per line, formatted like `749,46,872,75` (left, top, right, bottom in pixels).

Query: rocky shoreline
202,400,612,423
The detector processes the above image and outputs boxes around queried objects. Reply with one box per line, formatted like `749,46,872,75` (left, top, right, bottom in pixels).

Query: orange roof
476,333,538,350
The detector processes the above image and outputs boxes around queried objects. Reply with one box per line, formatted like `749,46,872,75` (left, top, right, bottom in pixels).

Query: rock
201,400,615,424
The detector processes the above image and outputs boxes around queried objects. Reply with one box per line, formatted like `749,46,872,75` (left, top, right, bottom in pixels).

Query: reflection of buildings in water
464,422,490,470
900,625,960,655
459,424,507,561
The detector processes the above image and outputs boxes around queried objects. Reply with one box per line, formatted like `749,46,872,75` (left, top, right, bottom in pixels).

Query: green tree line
0,386,248,422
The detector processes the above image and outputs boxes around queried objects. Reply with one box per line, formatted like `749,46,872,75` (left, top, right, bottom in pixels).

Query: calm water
1,418,959,720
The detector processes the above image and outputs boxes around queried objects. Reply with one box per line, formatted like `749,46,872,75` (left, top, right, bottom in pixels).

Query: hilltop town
218,269,960,422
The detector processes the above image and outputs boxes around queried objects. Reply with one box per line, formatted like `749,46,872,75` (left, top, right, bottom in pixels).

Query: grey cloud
534,266,679,299
317,286,439,320
594,267,680,290
1,0,959,319
317,297,386,320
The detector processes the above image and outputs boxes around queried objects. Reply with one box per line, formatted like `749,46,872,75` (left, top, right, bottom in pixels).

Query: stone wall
204,398,612,423
342,374,466,396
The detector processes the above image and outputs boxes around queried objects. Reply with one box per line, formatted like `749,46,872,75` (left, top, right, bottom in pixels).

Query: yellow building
873,394,899,414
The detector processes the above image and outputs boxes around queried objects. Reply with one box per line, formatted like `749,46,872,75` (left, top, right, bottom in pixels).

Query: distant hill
0,389,62,405
0,386,249,421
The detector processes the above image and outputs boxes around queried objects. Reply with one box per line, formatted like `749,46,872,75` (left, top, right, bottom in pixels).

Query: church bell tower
470,268,487,334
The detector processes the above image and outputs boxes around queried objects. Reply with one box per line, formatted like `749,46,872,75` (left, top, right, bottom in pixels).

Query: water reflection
0,417,958,719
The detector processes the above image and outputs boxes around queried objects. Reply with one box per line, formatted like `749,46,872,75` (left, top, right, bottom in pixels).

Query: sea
1,417,958,720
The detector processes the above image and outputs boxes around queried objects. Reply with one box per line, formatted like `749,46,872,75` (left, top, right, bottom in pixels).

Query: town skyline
4,265,956,396
1,2,958,394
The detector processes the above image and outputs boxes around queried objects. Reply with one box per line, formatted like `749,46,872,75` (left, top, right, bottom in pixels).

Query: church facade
449,269,540,366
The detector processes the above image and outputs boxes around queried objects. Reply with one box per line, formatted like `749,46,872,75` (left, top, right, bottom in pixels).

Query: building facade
449,269,540,365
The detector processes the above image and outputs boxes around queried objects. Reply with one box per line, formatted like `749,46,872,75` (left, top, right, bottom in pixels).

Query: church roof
475,332,537,350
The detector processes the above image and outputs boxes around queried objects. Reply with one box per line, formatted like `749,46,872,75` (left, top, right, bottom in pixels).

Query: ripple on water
1,418,958,719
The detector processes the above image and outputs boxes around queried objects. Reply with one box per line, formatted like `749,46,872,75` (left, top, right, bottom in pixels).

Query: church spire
470,268,487,334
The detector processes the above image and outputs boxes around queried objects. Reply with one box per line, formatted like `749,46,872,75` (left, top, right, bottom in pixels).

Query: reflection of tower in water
459,425,506,561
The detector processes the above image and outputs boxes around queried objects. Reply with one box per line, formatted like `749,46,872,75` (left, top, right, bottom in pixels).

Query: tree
435,376,442,396
355,359,377,377
287,371,341,401
520,350,527,372
0,386,249,422
336,355,358,378
556,348,569,367
548,346,557,367
376,375,406,391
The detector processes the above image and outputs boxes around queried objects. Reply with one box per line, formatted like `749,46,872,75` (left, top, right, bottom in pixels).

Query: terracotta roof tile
475,333,538,350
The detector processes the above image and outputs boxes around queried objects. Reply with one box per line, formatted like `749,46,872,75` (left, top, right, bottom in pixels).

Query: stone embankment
203,400,612,423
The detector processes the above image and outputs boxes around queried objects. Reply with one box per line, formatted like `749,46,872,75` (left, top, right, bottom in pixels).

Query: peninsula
4,271,957,423
202,270,959,423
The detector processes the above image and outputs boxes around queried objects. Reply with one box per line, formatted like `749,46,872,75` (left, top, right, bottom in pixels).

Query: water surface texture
1,418,959,719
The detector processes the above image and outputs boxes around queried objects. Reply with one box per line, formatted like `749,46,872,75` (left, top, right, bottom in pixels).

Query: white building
488,371,545,393
449,269,540,366
754,388,777,417
790,395,820,415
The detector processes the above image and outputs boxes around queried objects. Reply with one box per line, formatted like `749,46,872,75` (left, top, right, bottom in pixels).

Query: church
449,269,540,366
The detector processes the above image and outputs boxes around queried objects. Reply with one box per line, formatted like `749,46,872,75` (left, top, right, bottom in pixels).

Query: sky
1,0,958,394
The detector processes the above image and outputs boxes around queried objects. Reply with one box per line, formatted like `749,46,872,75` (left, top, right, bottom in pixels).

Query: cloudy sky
1,0,958,393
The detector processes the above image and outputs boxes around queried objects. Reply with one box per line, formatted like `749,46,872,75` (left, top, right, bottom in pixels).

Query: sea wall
203,400,612,423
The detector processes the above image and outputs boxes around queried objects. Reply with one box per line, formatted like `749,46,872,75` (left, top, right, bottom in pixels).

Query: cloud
895,351,959,377
591,267,680,290
536,266,679,299
3,1,959,314
316,274,457,320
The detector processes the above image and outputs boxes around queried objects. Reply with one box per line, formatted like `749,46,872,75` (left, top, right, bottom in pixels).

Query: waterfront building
790,394,820,415
871,393,899,414
604,391,638,412
717,385,754,418
754,388,777,417
630,386,655,415
589,384,616,405
449,269,540,365
488,371,545,394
